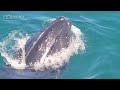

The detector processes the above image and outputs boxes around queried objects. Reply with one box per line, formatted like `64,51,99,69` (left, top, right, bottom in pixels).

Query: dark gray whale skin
25,16,72,65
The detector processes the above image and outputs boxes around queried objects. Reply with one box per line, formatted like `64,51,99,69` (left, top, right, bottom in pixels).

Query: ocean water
0,11,120,79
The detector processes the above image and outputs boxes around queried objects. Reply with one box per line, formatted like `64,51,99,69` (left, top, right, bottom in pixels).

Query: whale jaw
25,17,72,66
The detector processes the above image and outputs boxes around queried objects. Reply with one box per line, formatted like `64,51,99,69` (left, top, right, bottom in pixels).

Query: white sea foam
0,25,85,71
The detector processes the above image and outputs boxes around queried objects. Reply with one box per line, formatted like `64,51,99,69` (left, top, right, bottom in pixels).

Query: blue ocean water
0,11,120,79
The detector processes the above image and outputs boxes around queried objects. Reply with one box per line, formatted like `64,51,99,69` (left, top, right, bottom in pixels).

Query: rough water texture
0,11,119,79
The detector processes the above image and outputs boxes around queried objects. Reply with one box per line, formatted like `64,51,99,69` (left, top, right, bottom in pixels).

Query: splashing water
0,25,85,76
0,30,30,70
32,25,86,71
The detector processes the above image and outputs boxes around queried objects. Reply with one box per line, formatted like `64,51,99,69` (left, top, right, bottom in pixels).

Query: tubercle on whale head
56,16,72,29
56,16,66,20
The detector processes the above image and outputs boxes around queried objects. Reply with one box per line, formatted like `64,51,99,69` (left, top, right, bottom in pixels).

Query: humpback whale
0,16,85,78
18,16,72,68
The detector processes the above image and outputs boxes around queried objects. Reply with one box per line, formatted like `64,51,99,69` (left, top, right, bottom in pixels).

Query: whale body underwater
15,16,72,69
